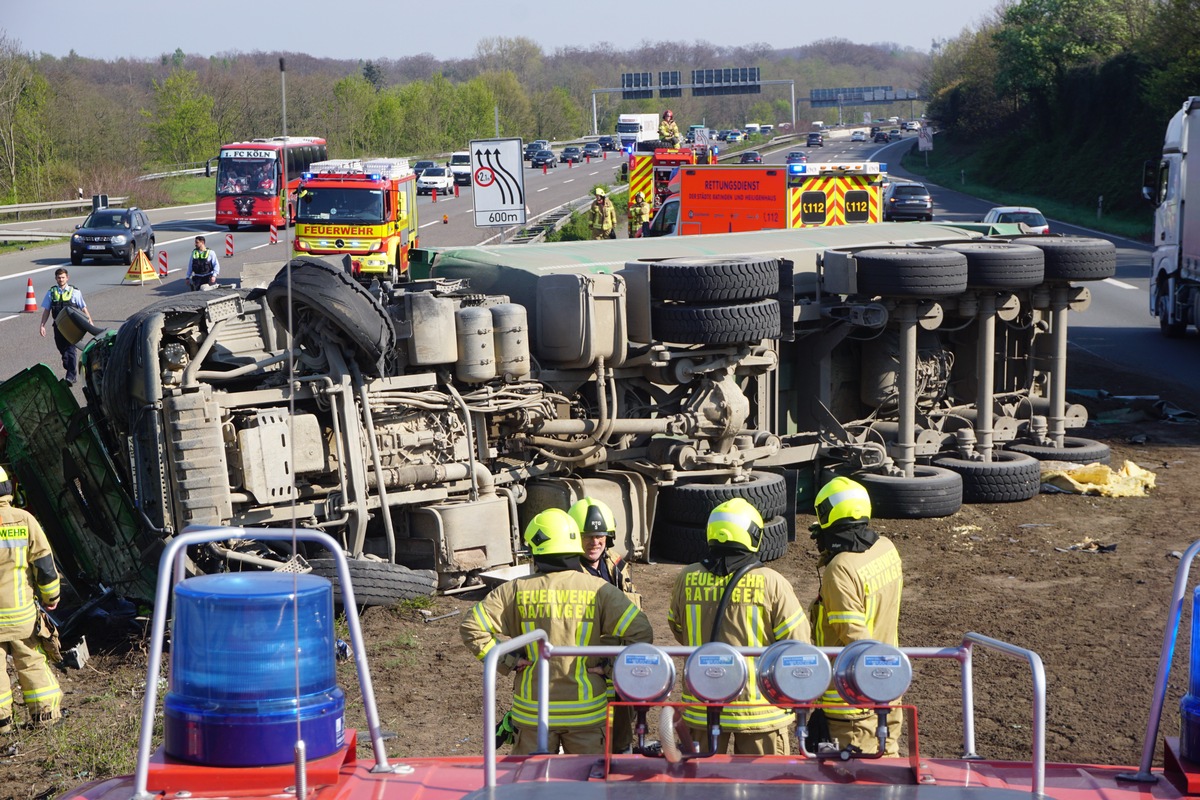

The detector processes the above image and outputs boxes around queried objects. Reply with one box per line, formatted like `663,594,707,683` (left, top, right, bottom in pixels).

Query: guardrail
0,196,129,222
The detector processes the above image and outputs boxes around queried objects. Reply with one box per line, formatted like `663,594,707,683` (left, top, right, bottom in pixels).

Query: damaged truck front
0,223,1116,605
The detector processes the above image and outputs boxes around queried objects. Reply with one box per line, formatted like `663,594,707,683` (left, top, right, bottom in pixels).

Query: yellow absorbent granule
1040,459,1156,497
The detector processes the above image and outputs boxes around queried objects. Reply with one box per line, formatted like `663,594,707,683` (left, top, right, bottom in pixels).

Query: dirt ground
6,349,1200,799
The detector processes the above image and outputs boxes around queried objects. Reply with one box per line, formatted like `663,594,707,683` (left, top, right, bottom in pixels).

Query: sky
6,0,1001,62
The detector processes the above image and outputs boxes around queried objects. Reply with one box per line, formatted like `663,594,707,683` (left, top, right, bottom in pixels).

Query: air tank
406,293,458,365
455,306,496,383
491,304,530,380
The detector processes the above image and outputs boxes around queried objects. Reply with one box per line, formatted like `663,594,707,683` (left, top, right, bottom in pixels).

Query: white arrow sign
470,138,527,227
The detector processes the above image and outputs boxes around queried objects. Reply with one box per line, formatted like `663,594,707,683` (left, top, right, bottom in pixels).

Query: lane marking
564,179,574,184
538,187,549,192
1105,278,1138,290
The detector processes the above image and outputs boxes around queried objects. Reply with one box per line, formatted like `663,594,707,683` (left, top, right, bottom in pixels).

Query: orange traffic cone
23,278,37,312
442,214,448,224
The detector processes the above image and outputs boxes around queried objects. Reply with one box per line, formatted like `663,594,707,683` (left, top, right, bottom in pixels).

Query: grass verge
899,141,1152,241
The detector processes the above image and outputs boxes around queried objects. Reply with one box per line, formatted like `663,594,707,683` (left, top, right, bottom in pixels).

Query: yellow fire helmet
813,476,872,531
524,508,584,557
706,497,764,553
568,497,616,542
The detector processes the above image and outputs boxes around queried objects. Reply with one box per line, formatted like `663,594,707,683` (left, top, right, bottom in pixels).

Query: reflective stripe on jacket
0,498,60,635
460,570,653,729
48,286,76,317
811,536,903,717
668,562,809,731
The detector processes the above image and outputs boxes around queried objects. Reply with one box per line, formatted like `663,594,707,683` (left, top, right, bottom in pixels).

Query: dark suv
807,132,824,147
882,182,934,221
71,206,155,265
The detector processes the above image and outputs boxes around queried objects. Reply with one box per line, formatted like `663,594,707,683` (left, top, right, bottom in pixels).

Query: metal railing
0,196,129,222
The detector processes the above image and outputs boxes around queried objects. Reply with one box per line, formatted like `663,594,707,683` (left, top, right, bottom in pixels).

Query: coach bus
209,136,328,230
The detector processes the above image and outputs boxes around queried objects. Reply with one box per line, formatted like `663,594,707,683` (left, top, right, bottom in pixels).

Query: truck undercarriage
0,224,1116,605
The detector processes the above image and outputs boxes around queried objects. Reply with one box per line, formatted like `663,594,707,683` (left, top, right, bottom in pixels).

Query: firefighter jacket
583,550,635,598
658,119,681,146
461,570,653,730
668,562,809,731
628,198,652,226
810,535,903,717
589,198,616,237
0,496,60,638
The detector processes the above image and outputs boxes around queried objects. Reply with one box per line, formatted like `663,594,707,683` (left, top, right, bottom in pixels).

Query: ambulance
643,161,887,237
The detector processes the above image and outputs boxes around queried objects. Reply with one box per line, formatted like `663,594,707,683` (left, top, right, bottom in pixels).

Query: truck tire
1153,279,1187,337
932,451,1041,503
856,466,963,519
652,516,788,564
266,256,396,376
657,471,788,524
308,558,437,607
759,516,789,563
938,242,1044,289
853,248,968,298
1006,436,1111,466
1011,237,1116,282
651,298,780,344
650,521,710,564
650,257,778,303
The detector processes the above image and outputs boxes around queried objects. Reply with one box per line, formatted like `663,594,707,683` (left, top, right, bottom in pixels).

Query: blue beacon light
163,572,345,767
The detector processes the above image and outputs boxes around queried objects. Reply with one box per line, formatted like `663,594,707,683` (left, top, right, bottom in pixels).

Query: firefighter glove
495,710,517,747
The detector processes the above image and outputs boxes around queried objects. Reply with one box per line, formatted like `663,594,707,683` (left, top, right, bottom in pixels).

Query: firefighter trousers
826,706,903,756
1,622,63,729
687,725,790,756
512,723,604,755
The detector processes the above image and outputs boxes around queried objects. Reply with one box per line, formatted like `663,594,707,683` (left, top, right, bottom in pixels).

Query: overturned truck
0,223,1116,605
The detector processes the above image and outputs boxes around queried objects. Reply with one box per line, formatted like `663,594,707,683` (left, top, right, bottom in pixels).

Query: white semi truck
616,113,661,152
1146,96,1200,336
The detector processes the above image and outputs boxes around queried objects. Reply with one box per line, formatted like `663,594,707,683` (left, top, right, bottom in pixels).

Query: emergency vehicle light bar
788,162,885,176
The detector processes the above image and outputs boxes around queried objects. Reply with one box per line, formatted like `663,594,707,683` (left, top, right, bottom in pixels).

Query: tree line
923,0,1200,221
0,31,928,205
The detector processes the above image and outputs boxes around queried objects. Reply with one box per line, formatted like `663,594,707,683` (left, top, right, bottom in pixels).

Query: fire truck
627,147,704,216
643,161,887,236
292,158,419,283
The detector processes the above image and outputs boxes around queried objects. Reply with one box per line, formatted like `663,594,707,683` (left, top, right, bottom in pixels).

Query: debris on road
1040,459,1156,497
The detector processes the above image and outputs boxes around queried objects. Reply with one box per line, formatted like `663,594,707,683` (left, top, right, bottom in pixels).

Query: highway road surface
0,137,1189,404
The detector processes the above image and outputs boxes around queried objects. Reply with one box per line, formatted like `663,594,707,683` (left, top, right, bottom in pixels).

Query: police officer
588,187,616,240
667,498,809,755
0,465,63,733
186,235,221,291
809,476,904,755
568,497,639,752
38,268,92,385
658,109,682,148
627,192,652,238
461,508,653,755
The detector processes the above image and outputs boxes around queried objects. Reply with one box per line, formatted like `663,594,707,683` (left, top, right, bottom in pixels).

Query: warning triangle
122,250,162,284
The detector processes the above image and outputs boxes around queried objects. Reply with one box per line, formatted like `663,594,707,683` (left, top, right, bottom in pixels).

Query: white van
448,151,472,186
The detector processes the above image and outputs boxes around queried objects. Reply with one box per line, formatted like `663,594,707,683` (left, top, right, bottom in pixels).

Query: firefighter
658,109,682,148
808,476,904,756
588,187,617,240
627,192,652,238
38,268,93,386
0,465,64,733
667,498,809,755
461,508,653,755
186,235,221,291
568,497,639,753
